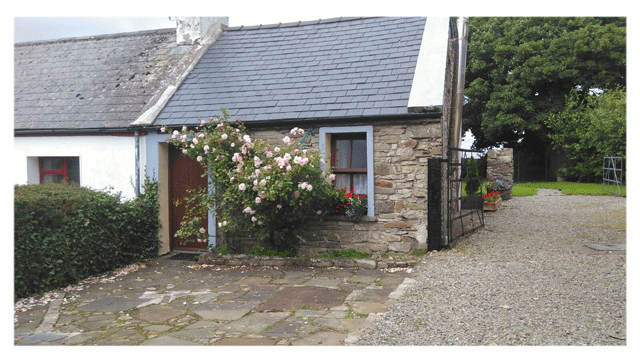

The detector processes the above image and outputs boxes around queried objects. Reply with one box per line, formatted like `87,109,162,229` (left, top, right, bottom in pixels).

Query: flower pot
483,199,502,211
498,188,512,201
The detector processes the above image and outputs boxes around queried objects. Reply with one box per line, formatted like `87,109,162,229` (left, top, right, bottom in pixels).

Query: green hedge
14,179,160,299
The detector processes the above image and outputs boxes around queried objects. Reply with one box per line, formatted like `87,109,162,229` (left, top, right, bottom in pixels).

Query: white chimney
176,17,229,45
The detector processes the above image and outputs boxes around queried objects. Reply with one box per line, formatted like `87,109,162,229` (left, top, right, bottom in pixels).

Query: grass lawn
512,182,626,197
461,180,626,197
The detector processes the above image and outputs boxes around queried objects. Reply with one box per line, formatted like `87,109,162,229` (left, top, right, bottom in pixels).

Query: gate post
428,157,444,251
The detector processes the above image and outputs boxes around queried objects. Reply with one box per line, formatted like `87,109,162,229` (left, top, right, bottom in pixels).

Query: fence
428,148,485,251
603,156,625,196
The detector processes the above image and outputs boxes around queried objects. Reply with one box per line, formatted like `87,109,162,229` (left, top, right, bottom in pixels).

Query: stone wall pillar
486,148,514,200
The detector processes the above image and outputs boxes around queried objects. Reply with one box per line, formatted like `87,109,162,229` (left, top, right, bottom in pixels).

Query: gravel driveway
355,188,626,345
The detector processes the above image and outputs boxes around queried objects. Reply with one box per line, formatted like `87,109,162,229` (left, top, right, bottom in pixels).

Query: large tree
547,87,626,182
464,17,626,151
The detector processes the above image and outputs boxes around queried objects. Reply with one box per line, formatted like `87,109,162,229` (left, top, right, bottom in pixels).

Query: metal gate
603,156,625,196
428,148,485,251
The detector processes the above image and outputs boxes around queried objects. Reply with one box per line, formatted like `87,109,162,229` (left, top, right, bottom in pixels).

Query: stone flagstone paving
14,254,414,346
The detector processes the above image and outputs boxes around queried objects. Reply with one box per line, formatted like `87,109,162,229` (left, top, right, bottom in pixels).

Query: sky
12,16,333,43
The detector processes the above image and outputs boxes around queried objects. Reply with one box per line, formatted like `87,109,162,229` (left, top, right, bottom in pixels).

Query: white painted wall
408,17,451,111
14,135,139,200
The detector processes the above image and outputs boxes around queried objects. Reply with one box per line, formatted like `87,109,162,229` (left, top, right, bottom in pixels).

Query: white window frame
319,126,374,217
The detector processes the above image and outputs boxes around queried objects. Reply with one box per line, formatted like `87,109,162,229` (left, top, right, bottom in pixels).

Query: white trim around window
319,125,374,217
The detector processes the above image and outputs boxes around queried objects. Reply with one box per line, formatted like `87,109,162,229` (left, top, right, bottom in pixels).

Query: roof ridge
226,16,371,31
14,27,175,47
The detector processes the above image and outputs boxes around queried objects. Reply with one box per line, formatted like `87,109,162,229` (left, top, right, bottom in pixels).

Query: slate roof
155,17,427,126
14,29,197,131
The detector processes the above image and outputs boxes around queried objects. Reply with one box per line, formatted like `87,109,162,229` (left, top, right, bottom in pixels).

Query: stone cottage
141,17,469,255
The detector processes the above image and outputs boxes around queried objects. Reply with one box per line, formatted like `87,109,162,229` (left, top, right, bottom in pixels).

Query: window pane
352,139,367,169
42,158,62,170
67,158,80,184
335,174,350,192
353,174,367,194
335,140,351,169
43,173,65,184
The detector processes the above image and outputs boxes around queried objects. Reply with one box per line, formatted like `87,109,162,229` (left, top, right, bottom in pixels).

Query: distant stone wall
221,120,443,255
486,148,514,199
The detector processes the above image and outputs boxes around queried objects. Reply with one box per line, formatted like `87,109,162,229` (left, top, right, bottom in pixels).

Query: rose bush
164,110,343,254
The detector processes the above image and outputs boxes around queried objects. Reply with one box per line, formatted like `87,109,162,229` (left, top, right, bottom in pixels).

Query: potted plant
484,179,512,200
482,191,502,211
332,189,367,221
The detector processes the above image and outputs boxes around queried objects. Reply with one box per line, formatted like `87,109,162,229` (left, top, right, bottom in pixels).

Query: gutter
14,127,136,135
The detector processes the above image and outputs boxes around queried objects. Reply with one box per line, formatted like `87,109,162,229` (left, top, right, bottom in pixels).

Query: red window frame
39,157,69,184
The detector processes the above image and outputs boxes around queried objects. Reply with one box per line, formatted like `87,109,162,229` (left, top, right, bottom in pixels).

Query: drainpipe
452,16,469,152
448,17,469,245
135,130,140,196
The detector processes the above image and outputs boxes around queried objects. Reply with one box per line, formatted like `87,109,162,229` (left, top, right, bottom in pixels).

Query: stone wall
228,120,443,255
486,148,514,199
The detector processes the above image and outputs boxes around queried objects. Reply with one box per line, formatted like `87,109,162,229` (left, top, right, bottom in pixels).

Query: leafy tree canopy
464,17,626,150
547,87,626,182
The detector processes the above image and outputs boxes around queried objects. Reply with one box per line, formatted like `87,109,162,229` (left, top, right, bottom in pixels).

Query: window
319,126,374,217
331,134,368,194
39,157,80,185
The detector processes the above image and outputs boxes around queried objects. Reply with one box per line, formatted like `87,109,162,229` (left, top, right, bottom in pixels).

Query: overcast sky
10,1,628,43
12,16,335,43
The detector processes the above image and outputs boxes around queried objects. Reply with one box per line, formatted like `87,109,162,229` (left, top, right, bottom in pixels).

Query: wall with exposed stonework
486,148,514,185
219,120,444,255
486,148,514,199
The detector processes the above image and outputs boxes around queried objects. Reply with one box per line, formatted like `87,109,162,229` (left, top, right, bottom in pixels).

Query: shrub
464,157,481,195
164,110,346,255
14,179,160,299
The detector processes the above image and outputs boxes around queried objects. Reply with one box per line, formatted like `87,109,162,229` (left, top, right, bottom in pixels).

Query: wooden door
169,145,209,251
